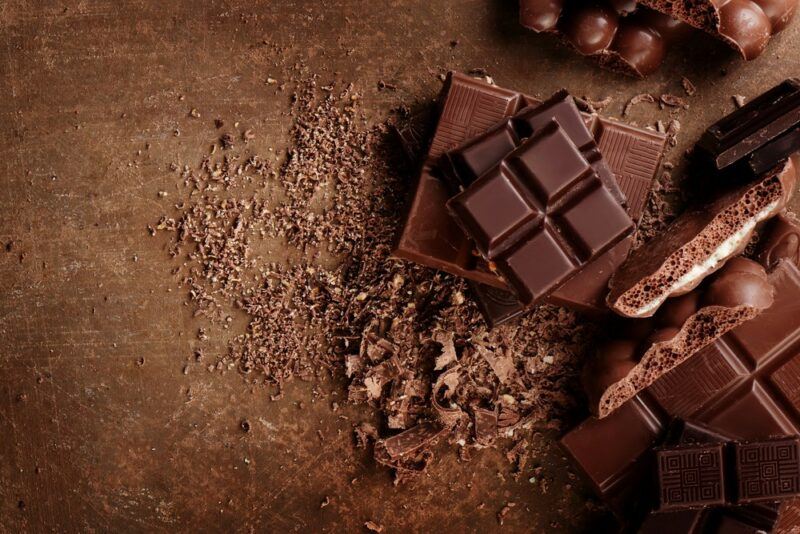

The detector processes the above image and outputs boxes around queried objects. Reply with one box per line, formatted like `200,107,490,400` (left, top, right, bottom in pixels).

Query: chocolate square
736,438,800,503
447,120,633,306
657,444,726,510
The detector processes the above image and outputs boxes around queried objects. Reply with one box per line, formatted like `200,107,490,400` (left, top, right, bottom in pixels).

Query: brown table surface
2,1,800,532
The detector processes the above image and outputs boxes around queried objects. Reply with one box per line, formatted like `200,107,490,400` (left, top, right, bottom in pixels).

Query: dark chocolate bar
562,215,800,522
590,256,775,418
638,0,798,60
519,1,689,78
657,436,800,510
607,157,797,318
639,504,781,534
393,72,666,318
447,120,634,307
695,79,800,178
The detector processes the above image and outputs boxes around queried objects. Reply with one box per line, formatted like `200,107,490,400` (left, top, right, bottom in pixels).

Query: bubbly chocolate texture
607,157,797,319
638,0,798,60
519,0,688,77
584,256,775,416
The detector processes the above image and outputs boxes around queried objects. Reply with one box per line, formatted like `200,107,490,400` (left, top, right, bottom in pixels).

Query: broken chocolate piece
695,79,800,180
448,120,633,307
593,257,775,418
758,212,800,270
607,157,796,318
638,0,797,60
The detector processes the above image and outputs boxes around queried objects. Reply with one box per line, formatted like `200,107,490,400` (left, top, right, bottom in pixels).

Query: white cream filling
632,200,780,317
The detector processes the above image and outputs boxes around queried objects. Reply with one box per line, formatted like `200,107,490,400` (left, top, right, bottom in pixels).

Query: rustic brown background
2,1,800,532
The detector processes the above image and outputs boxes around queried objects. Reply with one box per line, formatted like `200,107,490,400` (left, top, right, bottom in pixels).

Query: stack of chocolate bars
394,72,800,531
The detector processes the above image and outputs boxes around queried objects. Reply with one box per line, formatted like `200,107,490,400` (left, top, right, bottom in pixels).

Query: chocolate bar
658,436,800,510
440,89,625,207
607,157,797,318
695,79,800,179
447,120,634,307
519,1,689,77
638,0,798,60
393,72,667,317
586,256,775,418
562,215,800,522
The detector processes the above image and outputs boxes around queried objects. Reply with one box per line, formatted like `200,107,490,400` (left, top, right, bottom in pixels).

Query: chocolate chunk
563,217,800,522
607,157,796,319
594,257,775,418
448,120,634,307
393,72,666,319
519,1,689,77
658,443,727,510
695,79,800,179
638,0,797,60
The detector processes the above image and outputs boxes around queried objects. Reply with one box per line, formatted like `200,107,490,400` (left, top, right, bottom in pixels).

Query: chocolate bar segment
448,121,634,307
442,90,625,207
695,79,800,177
607,158,797,318
736,438,800,504
658,443,727,510
519,1,689,77
638,0,798,60
393,72,666,317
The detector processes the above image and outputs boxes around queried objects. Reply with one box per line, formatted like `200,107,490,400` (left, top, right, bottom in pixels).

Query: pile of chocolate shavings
155,78,597,481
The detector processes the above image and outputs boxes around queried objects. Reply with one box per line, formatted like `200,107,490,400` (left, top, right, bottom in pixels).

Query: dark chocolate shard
695,78,800,176
607,158,797,319
448,120,633,307
441,89,626,207
373,422,446,475
638,0,798,60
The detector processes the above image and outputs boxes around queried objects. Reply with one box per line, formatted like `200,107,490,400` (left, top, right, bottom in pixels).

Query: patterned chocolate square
658,445,726,510
736,438,800,503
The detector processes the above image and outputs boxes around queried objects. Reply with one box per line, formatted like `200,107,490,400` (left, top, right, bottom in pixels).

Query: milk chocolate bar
607,157,797,318
519,0,688,77
638,0,798,60
562,216,800,523
695,79,800,179
587,256,775,418
393,72,666,316
447,120,634,307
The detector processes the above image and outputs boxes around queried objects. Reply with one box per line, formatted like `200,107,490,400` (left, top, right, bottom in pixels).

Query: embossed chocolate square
657,444,726,510
447,120,633,306
736,438,800,504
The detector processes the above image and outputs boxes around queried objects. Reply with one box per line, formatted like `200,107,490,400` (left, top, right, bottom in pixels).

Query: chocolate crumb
733,95,747,108
681,77,696,96
623,93,655,116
